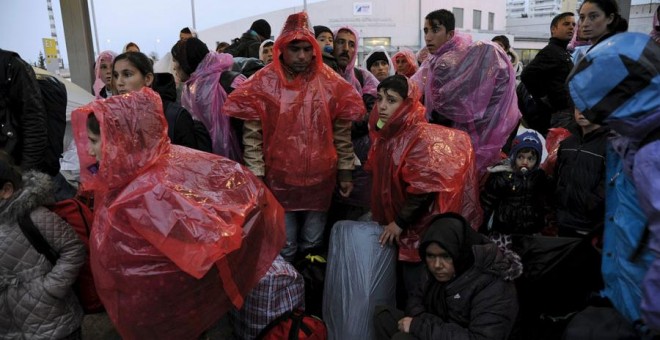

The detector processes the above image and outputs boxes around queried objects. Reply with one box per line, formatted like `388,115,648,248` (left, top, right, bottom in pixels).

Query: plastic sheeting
72,88,286,339
323,221,397,340
224,13,366,211
334,26,379,98
365,78,482,262
181,51,243,161
391,48,418,78
412,34,521,177
540,127,571,177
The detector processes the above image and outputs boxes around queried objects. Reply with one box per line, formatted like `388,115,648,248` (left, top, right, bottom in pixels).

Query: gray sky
1,0,319,67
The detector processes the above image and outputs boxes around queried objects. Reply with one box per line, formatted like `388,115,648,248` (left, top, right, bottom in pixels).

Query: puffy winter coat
406,242,519,339
0,171,85,339
481,165,549,235
554,126,609,232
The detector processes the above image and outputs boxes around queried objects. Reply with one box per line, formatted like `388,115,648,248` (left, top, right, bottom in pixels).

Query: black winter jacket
554,127,609,232
520,38,573,112
406,243,519,340
226,32,261,59
152,73,201,151
481,165,549,234
0,50,48,173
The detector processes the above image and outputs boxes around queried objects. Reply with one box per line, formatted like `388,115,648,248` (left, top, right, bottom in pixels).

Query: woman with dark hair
492,35,523,85
0,151,85,339
112,51,208,152
579,0,628,49
122,42,140,53
374,213,520,339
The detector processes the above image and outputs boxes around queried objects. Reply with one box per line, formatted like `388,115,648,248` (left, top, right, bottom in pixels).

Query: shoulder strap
163,101,184,140
353,68,364,88
18,213,60,265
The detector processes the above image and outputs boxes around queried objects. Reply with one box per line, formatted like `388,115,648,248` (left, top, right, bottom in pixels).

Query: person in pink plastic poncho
170,38,245,161
412,9,521,178
93,50,116,99
224,12,366,262
72,87,286,339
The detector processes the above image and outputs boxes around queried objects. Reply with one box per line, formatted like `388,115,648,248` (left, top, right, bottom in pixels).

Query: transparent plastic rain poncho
93,50,116,99
334,26,379,98
365,78,482,262
224,13,366,211
392,48,419,78
412,33,521,177
72,88,286,339
181,52,244,161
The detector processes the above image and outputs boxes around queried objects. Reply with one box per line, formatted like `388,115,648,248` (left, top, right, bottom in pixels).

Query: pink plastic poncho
181,52,244,161
224,12,366,211
413,33,521,177
334,26,379,97
72,88,285,339
93,50,116,99
365,79,482,262
392,48,419,78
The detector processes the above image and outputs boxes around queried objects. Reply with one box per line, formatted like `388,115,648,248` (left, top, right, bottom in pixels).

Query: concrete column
617,0,631,22
60,0,95,92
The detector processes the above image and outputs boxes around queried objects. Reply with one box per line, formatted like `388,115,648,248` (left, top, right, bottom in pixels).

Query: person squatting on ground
72,87,286,339
374,213,521,340
224,12,365,262
365,74,481,293
0,151,85,340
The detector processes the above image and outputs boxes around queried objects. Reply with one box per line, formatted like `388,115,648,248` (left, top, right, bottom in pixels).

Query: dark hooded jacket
226,31,262,59
0,171,85,339
406,214,520,340
152,73,201,151
554,126,609,233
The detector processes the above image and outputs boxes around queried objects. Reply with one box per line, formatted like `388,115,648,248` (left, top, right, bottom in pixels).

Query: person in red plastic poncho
366,75,482,295
72,88,286,339
224,12,365,262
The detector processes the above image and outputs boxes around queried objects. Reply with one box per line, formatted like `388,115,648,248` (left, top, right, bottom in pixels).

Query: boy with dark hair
480,131,549,248
425,9,455,34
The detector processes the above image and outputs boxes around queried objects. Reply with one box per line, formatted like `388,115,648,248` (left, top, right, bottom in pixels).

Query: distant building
199,0,508,64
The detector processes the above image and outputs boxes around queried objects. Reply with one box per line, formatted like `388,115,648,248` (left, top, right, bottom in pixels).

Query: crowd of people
1,0,659,339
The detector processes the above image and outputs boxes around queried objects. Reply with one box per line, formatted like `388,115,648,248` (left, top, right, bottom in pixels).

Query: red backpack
256,309,327,340
18,197,103,314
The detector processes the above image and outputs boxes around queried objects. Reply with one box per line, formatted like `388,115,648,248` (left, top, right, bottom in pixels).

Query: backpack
256,309,327,340
0,50,66,175
18,198,104,314
163,101,212,153
294,253,327,318
517,82,551,135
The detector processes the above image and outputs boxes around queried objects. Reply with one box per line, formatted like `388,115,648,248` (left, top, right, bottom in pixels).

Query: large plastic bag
413,33,521,176
72,88,286,339
323,221,396,340
540,127,571,176
224,14,365,211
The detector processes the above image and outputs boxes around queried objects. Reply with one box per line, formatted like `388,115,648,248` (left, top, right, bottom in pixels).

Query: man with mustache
224,12,366,262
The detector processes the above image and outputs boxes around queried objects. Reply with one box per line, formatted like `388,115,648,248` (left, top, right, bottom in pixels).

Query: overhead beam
60,0,95,92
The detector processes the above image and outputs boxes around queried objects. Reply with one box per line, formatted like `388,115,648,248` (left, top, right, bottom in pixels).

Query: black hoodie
151,73,201,151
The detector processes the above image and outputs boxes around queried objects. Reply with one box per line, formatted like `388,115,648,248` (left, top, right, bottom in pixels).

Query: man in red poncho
72,88,286,339
366,75,482,296
224,12,366,262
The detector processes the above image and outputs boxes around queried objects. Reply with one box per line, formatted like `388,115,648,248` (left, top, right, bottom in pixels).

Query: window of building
473,10,482,30
488,12,495,30
453,7,464,28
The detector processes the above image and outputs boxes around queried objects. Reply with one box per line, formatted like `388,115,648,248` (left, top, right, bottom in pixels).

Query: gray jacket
0,171,85,339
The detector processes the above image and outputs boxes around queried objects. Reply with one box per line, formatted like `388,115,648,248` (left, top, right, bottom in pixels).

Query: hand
379,221,402,247
398,317,413,333
338,181,353,198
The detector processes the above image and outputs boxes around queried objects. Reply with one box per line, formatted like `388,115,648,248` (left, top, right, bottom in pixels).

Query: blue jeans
282,211,327,262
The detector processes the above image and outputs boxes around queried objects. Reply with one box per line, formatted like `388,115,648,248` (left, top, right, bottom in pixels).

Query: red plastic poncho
392,48,419,78
365,79,482,262
181,51,244,161
540,127,571,176
72,88,285,339
224,12,365,211
412,33,521,178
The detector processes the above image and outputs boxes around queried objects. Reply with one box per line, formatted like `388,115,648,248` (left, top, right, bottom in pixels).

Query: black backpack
0,50,66,175
163,102,212,153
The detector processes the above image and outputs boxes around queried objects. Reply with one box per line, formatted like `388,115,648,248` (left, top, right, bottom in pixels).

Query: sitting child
480,131,549,249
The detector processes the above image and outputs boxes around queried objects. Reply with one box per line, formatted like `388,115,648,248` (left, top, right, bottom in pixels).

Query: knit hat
509,131,543,168
250,19,271,39
170,37,209,76
313,25,333,38
366,51,389,70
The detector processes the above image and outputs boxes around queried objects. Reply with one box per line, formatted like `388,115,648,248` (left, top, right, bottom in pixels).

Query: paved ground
81,313,234,339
